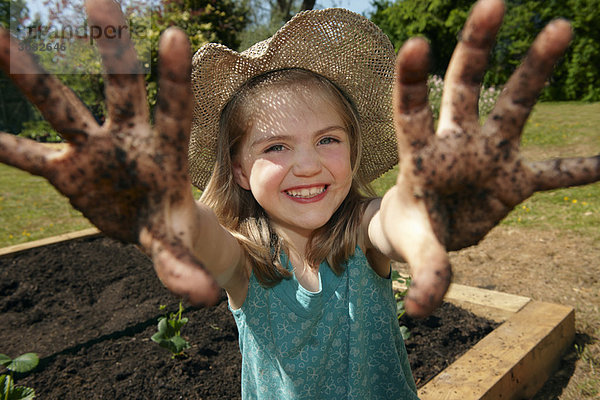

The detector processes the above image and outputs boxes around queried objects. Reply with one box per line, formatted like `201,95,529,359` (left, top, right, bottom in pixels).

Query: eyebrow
250,125,346,148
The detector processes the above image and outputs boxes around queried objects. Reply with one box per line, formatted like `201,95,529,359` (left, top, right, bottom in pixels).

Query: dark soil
0,235,497,399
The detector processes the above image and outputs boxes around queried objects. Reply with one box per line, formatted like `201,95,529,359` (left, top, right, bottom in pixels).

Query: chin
298,215,333,231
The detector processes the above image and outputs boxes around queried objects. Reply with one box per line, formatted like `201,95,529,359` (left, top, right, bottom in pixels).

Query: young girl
187,9,420,397
199,66,419,397
0,0,597,398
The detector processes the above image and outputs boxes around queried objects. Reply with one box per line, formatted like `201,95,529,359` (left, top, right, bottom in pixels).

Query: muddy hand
0,0,219,305
382,0,599,317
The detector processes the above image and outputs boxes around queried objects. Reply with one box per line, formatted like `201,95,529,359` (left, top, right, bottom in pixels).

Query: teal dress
230,247,419,399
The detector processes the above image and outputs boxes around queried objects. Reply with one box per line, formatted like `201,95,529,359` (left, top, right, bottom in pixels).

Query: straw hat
189,8,398,189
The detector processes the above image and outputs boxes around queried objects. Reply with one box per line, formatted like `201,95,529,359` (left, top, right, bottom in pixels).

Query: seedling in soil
0,352,39,400
391,270,412,340
151,301,191,358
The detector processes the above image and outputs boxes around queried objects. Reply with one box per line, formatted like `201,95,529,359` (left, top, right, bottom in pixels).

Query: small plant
391,270,412,340
0,352,39,400
151,301,191,358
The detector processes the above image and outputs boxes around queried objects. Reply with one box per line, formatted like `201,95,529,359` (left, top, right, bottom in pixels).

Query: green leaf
396,300,405,314
151,331,166,343
0,354,12,367
8,354,38,373
172,319,186,332
1,374,13,397
170,336,190,354
11,386,36,400
400,325,411,341
156,318,169,335
8,386,35,400
158,339,177,354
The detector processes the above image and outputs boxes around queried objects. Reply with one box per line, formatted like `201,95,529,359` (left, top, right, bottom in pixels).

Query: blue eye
319,137,340,145
265,144,285,153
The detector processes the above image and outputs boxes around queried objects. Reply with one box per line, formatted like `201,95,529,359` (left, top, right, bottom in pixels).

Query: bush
428,75,500,122
372,0,600,101
18,120,63,143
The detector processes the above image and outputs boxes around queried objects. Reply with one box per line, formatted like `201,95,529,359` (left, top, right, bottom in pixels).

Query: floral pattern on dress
230,247,419,400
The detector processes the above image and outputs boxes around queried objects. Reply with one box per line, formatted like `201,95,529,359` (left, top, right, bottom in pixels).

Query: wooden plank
392,281,531,321
418,300,575,400
0,227,101,257
444,284,531,322
445,284,530,313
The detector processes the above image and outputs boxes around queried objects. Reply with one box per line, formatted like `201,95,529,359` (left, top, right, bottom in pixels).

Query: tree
550,0,600,101
0,0,41,134
131,0,250,109
371,0,472,77
1,0,251,138
0,0,28,30
18,0,249,124
239,0,316,50
155,0,250,51
274,0,316,22
478,0,600,100
371,0,600,101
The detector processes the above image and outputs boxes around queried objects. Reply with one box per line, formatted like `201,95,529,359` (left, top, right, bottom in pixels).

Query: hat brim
189,8,398,189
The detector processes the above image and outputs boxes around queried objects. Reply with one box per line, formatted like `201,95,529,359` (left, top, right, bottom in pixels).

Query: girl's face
232,86,353,238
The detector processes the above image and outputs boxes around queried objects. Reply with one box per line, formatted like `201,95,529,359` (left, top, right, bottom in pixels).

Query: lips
284,185,327,199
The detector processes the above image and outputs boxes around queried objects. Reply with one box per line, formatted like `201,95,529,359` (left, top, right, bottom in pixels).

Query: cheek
325,146,353,181
248,159,286,196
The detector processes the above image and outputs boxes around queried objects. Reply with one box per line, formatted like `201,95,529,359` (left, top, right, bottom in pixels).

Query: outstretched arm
373,0,599,317
0,0,244,304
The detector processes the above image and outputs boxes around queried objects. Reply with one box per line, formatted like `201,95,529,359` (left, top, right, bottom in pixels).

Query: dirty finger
154,28,193,154
0,29,99,142
483,19,572,141
0,132,65,178
529,155,600,191
438,0,504,134
393,37,435,153
85,0,149,125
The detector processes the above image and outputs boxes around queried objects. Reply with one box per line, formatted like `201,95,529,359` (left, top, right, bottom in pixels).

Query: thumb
382,185,452,318
140,228,221,306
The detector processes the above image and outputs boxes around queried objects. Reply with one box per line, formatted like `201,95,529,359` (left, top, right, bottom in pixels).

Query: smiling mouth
285,185,327,199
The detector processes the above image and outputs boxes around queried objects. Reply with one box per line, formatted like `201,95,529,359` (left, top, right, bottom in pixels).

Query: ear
232,160,251,190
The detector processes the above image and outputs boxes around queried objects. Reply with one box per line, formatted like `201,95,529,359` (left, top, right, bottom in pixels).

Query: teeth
286,186,326,198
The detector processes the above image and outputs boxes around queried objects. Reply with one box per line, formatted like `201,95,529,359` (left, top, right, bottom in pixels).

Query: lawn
0,163,93,248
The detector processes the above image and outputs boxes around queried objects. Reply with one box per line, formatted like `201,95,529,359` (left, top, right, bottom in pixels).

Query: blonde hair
201,68,374,287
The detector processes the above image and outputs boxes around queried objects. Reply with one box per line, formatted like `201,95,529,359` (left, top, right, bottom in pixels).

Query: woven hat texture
189,8,398,189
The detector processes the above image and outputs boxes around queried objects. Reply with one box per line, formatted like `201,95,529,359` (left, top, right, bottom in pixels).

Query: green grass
521,102,600,148
371,164,398,196
0,164,92,248
502,185,599,237
0,102,599,249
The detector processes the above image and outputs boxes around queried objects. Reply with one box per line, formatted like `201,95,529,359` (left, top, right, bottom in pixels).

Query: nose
292,146,322,177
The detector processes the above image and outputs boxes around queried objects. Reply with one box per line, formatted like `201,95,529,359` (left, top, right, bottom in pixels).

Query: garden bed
0,230,573,399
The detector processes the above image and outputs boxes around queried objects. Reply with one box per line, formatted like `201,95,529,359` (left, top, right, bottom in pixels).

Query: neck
272,223,314,264
276,226,310,254
275,226,321,287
